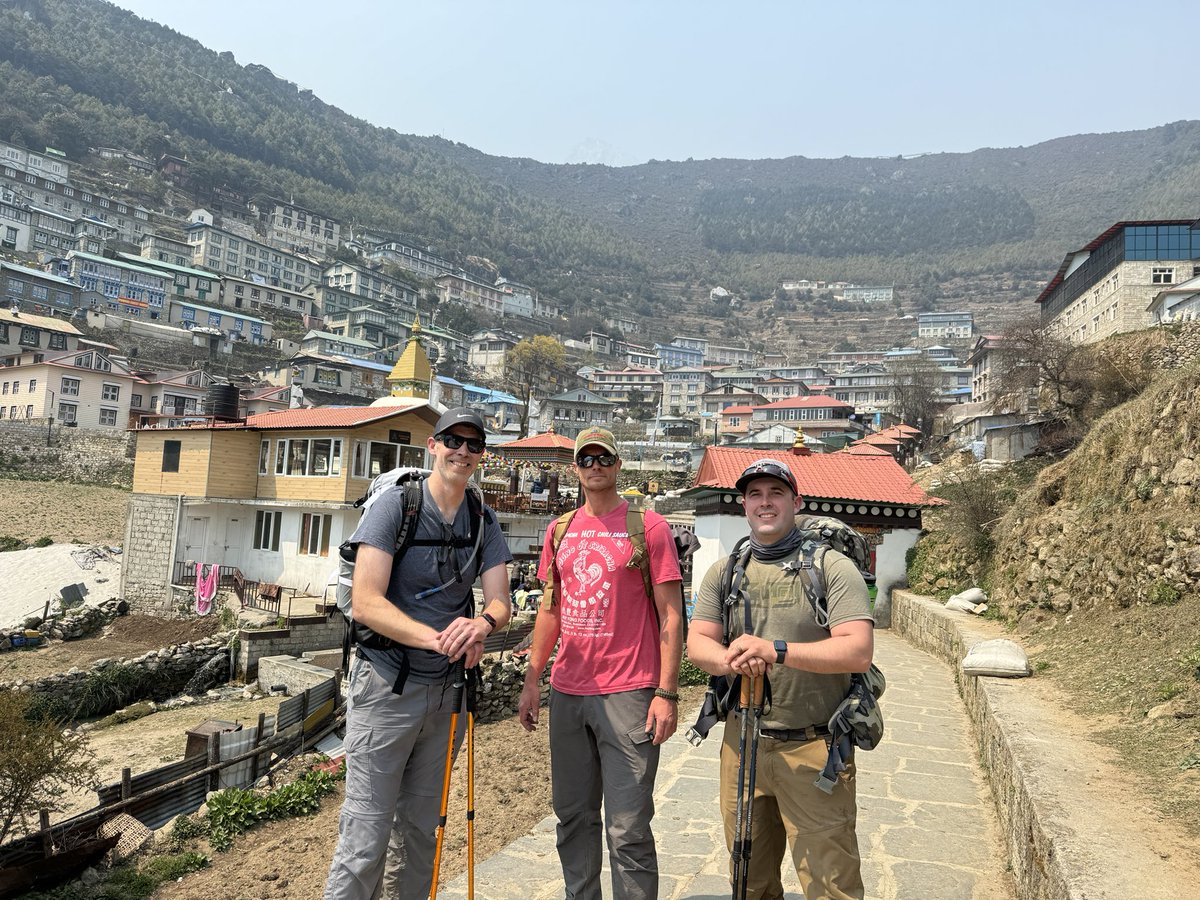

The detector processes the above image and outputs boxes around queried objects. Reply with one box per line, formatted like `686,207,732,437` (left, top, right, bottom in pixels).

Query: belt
760,724,830,743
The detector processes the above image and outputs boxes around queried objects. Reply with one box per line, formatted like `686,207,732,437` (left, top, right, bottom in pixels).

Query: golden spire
386,317,432,398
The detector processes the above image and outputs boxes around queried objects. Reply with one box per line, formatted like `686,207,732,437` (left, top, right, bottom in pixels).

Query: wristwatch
773,639,788,665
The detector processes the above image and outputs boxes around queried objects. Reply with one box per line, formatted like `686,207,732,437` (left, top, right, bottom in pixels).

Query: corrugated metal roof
693,446,938,506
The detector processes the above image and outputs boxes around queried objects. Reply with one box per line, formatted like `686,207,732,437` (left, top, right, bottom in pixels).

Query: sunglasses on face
438,433,486,454
576,453,617,468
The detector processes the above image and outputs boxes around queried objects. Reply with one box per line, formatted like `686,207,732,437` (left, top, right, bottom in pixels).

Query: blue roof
461,383,520,404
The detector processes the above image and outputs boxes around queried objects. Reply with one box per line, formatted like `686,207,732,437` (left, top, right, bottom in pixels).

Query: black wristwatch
773,639,788,665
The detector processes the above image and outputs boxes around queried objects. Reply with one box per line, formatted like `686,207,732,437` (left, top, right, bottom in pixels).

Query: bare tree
887,354,943,435
504,335,568,437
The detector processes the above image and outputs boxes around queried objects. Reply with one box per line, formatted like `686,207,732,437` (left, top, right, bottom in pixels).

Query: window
1152,267,1174,285
9,381,17,395
162,440,181,472
99,408,117,426
27,379,35,392
253,510,281,551
352,439,424,478
259,439,270,474
101,383,120,401
48,333,66,350
19,326,38,347
131,393,142,409
299,513,333,556
57,402,77,424
287,439,309,475
61,376,80,396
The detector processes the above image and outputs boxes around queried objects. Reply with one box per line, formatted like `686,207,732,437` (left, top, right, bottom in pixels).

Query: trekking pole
466,667,477,900
429,659,466,900
731,673,766,900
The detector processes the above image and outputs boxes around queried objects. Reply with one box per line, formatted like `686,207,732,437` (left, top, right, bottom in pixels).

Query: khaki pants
720,716,864,900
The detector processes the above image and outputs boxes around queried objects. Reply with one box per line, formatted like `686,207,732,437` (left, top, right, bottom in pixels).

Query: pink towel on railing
195,563,219,615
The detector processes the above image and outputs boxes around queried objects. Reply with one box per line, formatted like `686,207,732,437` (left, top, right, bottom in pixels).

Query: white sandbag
950,587,987,605
961,639,1030,678
945,596,982,613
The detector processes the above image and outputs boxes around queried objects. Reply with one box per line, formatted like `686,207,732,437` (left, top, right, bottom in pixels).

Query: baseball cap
574,425,618,457
735,458,798,495
434,406,486,441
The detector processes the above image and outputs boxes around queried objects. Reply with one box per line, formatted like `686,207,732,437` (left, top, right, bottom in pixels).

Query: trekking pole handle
739,673,766,708
449,658,467,711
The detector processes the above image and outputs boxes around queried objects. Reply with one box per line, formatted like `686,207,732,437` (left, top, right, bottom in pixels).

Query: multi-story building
816,349,888,373
1148,274,1200,326
139,233,194,267
29,206,76,255
0,193,32,252
750,396,858,441
967,335,1006,405
708,344,757,367
306,281,407,320
0,307,83,363
249,198,342,259
587,367,664,407
322,261,419,308
661,366,713,416
469,330,519,376
169,300,272,346
701,383,765,416
221,275,315,317
711,369,765,392
324,308,410,364
841,285,894,304
757,376,810,402
365,238,456,280
0,140,69,183
832,364,894,411
917,311,974,340
54,251,170,320
1,262,79,317
623,343,658,369
434,272,506,319
654,342,704,369
1037,219,1200,345
261,352,395,402
129,368,216,426
672,335,709,356
186,222,323,292
0,346,135,428
300,330,380,361
538,388,615,439
118,254,217,305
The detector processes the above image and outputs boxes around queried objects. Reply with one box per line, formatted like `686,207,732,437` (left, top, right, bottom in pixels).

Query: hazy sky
111,0,1189,167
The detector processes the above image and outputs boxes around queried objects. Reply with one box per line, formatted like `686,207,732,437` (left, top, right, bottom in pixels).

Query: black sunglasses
576,453,617,468
438,433,486,454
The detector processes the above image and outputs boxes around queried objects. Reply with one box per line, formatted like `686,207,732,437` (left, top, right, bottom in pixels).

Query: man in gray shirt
324,408,513,900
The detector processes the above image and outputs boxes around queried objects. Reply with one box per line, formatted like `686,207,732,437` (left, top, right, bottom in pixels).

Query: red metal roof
858,434,901,447
243,405,435,430
693,447,938,506
719,405,755,415
756,396,852,410
843,444,894,456
499,432,575,450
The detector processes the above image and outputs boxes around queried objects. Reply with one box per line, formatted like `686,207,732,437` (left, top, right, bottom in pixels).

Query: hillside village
1,19,1200,896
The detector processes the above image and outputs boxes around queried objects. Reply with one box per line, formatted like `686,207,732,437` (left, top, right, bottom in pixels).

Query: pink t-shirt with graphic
537,502,682,696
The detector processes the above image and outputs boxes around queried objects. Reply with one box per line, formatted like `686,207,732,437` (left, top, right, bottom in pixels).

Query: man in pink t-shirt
519,426,683,900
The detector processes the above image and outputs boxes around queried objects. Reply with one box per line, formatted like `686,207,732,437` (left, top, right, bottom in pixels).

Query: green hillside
2,0,1198,330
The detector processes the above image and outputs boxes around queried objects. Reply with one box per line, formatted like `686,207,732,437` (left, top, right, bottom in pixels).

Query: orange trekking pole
429,660,466,900
466,668,477,898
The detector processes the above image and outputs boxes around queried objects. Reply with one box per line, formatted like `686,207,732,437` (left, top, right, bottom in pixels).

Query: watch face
774,640,787,663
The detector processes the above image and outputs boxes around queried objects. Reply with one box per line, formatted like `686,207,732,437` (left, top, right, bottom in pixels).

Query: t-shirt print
557,528,628,637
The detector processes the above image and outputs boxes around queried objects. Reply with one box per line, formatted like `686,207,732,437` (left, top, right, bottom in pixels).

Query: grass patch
1147,579,1182,606
678,653,709,687
25,851,209,899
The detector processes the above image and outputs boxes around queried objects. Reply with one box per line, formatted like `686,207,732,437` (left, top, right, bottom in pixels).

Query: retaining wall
0,420,134,485
237,613,345,679
121,494,180,612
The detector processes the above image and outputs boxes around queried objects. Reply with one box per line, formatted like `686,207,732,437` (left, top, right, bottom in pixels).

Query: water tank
204,383,240,422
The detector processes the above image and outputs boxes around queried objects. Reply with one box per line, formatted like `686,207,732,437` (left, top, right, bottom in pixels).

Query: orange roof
499,432,575,450
858,434,901,447
693,447,938,506
720,405,755,416
756,396,852,410
843,444,894,456
243,405,436,430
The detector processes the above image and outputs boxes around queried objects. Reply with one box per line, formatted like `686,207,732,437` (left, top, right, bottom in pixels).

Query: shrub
678,654,709,687
1147,579,1182,606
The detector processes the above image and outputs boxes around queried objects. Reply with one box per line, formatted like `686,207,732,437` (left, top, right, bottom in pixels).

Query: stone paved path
441,631,1013,898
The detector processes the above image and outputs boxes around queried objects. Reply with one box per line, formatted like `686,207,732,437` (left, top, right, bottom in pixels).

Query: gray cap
434,406,486,440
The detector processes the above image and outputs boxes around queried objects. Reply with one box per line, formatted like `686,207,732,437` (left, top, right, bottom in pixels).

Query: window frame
253,510,282,552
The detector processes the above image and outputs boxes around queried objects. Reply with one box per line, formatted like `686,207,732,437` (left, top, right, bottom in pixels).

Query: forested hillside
1,0,1198,329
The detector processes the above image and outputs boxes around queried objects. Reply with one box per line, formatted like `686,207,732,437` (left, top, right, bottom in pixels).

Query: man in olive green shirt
687,458,874,900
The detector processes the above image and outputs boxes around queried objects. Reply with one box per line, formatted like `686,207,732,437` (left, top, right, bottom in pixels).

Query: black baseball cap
434,407,486,441
735,458,798,495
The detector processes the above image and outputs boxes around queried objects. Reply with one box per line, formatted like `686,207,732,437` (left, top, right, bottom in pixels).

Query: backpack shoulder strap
798,540,831,628
392,478,425,554
624,506,654,600
540,508,578,610
719,536,752,644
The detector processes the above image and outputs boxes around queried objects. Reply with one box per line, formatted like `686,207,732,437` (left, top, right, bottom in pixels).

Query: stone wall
237,614,345,679
0,420,134,486
1,631,234,720
472,651,552,724
890,590,1071,900
3,598,128,644
121,494,180,612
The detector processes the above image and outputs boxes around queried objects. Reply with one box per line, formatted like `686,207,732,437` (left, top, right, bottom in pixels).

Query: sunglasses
438,433,486,454
576,453,617,468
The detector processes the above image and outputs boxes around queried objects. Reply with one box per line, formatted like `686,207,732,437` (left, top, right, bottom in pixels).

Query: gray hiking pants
549,687,660,900
324,657,465,900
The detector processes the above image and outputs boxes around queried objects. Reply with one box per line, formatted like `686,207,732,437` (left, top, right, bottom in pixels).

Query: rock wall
473,651,552,725
2,631,234,720
890,590,1071,900
121,494,180,612
236,614,346,679
2,598,128,645
0,421,134,486
990,361,1200,617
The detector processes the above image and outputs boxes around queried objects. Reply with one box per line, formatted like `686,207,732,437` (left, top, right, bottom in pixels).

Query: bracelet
654,688,679,703
479,612,497,633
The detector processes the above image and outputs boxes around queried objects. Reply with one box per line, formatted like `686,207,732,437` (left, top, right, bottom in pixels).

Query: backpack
335,467,487,684
540,504,687,639
684,515,886,774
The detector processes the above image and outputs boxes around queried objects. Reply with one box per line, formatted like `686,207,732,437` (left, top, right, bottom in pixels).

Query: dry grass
0,478,129,545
